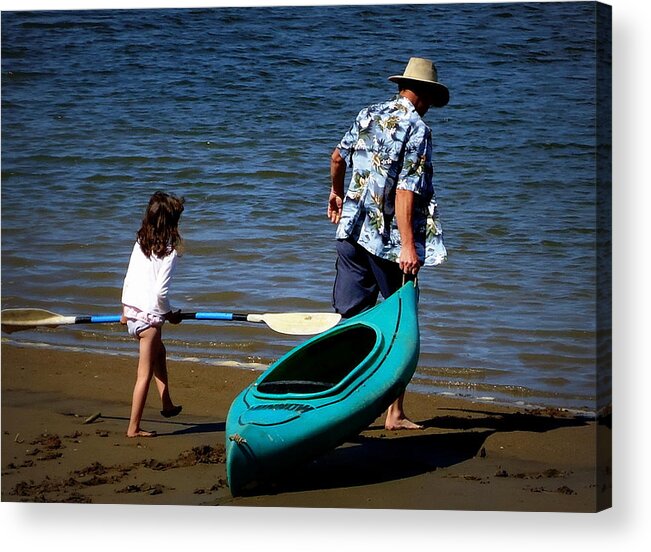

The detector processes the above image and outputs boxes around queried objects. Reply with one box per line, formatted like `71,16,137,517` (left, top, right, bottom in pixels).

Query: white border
1,0,649,550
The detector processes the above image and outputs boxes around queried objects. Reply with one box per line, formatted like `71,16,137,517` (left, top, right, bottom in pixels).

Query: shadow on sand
99,415,226,436
244,407,594,495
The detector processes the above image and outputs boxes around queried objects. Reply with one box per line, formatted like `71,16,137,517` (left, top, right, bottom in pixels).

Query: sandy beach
1,343,610,511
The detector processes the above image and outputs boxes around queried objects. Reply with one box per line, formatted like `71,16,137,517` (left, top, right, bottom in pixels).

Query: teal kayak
225,281,420,496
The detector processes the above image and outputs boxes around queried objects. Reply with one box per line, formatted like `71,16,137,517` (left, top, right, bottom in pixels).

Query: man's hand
399,244,422,276
328,191,343,224
329,148,346,224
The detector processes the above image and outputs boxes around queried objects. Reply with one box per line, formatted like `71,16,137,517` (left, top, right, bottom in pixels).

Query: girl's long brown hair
137,191,185,258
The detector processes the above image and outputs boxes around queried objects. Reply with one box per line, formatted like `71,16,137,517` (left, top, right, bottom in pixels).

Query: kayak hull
225,281,420,495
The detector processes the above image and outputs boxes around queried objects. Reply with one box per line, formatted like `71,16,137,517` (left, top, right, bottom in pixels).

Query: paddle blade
253,312,341,335
1,308,76,333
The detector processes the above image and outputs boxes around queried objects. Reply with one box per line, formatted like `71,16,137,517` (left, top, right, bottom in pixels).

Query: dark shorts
333,238,411,319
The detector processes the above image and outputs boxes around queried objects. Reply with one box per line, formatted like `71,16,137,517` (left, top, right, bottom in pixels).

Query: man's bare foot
384,418,424,431
126,430,157,438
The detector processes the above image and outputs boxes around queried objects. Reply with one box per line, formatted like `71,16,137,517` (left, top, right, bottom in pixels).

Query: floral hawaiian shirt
336,95,446,266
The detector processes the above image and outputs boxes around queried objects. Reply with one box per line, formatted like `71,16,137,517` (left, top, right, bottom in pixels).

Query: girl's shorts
123,306,165,338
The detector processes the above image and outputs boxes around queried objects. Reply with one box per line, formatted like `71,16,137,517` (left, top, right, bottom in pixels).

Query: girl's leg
127,326,160,437
152,338,178,413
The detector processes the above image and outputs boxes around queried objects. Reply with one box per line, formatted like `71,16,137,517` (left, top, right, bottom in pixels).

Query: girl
121,191,185,438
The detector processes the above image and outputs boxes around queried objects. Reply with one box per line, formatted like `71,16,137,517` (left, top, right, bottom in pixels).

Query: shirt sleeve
396,124,433,196
153,250,178,314
337,108,367,163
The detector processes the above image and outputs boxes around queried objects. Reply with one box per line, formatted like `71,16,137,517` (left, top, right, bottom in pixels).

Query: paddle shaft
2,308,340,335
74,312,254,324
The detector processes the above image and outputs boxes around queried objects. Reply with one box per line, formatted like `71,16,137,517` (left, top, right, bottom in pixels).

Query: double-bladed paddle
1,308,341,336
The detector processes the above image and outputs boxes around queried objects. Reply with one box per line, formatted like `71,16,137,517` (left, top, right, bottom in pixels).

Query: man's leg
368,254,423,430
367,253,409,300
333,238,380,319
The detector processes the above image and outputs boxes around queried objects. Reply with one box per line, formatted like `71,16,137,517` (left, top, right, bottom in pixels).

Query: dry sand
1,343,611,511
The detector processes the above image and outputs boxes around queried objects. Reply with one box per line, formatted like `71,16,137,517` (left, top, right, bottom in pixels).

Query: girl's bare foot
127,429,157,438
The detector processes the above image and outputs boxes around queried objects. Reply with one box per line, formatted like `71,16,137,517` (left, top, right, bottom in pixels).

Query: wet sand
1,343,610,511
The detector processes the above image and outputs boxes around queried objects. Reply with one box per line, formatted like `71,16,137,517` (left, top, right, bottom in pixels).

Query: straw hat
389,57,449,107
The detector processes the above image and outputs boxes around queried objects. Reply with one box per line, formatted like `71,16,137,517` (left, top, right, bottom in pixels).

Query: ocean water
1,3,611,413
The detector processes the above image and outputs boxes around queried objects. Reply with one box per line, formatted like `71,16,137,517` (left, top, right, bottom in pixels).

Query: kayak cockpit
256,380,333,394
254,324,382,397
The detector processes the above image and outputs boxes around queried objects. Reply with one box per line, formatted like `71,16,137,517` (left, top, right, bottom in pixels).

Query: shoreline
1,343,611,511
2,336,599,416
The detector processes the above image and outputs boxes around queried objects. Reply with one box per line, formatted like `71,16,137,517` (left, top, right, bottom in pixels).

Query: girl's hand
166,310,182,324
120,314,127,325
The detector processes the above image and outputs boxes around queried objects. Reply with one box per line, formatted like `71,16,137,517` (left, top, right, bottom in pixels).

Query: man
327,57,449,430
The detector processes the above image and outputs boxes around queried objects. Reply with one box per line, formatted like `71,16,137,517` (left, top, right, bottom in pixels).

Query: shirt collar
394,94,418,114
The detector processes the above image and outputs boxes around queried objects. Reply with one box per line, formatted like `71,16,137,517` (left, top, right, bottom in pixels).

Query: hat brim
389,76,450,107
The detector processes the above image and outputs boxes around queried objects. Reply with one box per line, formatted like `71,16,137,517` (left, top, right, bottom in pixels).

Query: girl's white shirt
121,242,178,316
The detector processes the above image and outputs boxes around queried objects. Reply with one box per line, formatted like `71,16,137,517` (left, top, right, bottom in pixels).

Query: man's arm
395,189,421,275
328,147,346,224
